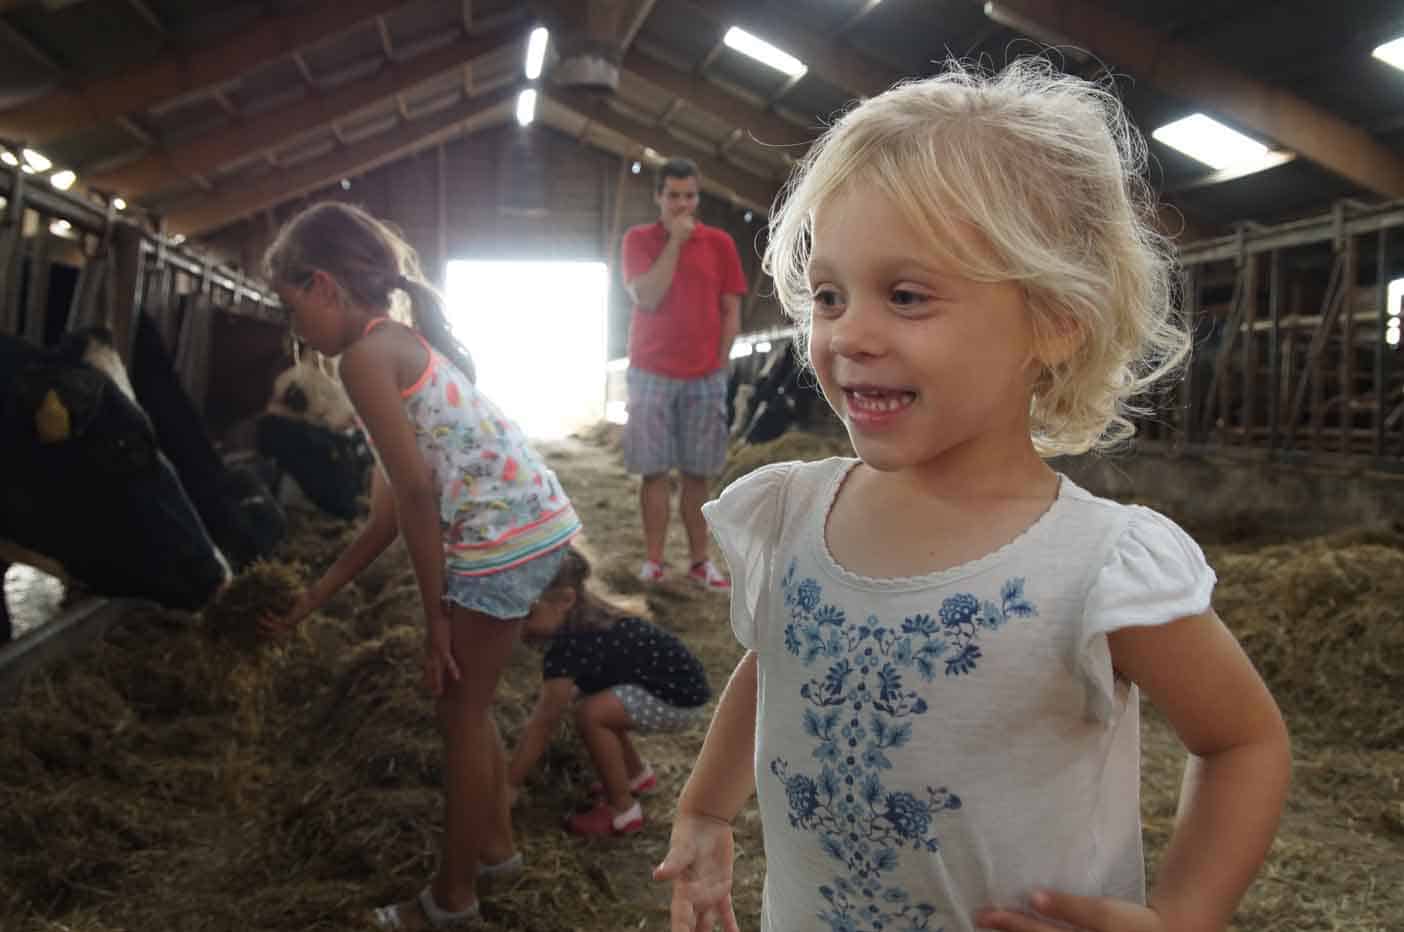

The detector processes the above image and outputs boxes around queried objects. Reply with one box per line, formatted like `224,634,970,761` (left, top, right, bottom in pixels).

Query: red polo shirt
622,220,747,379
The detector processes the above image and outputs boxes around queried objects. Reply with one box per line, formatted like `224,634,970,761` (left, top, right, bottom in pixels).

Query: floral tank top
363,318,580,576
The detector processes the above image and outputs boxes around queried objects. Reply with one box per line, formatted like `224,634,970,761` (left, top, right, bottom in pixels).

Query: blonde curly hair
765,57,1189,456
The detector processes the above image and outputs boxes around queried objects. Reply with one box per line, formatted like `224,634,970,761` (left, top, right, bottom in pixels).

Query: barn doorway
445,260,608,440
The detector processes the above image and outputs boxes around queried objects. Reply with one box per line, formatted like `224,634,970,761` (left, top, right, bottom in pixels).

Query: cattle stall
0,166,304,687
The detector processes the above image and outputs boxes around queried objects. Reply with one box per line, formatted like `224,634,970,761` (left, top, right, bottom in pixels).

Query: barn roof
1,0,1400,243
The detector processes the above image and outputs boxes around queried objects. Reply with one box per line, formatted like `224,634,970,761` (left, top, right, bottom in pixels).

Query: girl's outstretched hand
653,813,741,932
257,592,316,639
976,890,1168,932
422,609,461,697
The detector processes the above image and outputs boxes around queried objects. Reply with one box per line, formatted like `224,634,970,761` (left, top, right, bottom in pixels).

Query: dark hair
546,547,623,633
262,202,476,383
655,157,700,195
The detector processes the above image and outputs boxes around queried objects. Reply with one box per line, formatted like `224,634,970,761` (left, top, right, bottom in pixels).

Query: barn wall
1054,449,1404,539
205,122,783,360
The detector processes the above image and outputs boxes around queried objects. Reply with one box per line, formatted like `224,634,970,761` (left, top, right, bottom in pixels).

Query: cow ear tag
35,389,72,444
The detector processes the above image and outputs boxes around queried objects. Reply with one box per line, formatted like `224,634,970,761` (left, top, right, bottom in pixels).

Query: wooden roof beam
166,85,519,236
683,0,900,99
985,0,1404,198
0,0,411,144
622,52,816,153
88,25,524,202
545,87,779,213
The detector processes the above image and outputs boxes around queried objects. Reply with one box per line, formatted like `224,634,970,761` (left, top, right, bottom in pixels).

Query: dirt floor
1,427,1402,931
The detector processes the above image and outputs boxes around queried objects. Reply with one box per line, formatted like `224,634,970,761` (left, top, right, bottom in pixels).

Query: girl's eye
812,288,844,313
891,288,928,307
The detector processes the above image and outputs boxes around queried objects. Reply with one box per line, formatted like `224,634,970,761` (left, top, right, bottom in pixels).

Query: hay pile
718,429,852,488
3,428,1402,932
0,499,695,932
1212,529,1404,747
204,560,305,649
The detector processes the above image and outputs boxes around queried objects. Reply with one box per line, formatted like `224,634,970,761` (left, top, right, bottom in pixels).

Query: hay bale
1215,533,1404,746
204,561,305,649
719,429,852,488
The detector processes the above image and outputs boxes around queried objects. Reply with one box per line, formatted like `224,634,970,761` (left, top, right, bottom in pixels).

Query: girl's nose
826,299,885,359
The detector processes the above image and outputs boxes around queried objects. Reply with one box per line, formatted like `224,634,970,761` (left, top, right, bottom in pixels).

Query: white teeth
847,390,913,413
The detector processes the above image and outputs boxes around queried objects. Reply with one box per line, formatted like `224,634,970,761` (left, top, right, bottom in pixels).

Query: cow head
1,332,230,611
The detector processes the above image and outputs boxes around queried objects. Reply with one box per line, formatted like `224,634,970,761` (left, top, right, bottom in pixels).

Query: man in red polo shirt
621,158,746,590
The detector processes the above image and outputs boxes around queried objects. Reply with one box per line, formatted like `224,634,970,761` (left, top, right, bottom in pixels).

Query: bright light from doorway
446,259,608,439
525,27,549,80
516,88,538,126
723,27,807,77
1152,114,1270,171
1373,36,1404,71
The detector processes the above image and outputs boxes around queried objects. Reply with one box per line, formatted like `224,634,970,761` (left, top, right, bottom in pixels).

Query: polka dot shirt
543,617,710,707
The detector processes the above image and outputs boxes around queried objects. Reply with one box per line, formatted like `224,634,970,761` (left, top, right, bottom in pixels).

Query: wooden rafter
88,25,524,202
165,85,519,236
985,0,1404,198
0,0,411,144
683,0,900,98
545,87,779,212
622,52,816,153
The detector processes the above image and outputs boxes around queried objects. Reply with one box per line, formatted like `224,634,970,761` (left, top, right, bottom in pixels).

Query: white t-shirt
702,458,1216,932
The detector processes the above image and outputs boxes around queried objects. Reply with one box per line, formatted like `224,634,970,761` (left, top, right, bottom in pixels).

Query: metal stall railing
1141,199,1404,472
0,161,280,368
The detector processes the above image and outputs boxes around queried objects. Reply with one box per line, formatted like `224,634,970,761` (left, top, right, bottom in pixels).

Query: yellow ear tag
35,389,72,444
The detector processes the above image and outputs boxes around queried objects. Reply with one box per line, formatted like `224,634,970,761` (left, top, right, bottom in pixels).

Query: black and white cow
255,357,371,521
127,314,286,567
0,328,231,642
729,339,822,445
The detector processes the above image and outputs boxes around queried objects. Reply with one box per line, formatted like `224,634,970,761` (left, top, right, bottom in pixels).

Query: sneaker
688,559,730,592
566,801,645,837
638,560,666,583
589,765,657,799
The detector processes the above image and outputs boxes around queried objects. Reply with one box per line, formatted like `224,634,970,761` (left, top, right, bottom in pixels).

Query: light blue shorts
442,547,568,620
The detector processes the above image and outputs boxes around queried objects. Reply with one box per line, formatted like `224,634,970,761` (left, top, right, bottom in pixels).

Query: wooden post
1176,264,1197,452
1374,230,1388,458
1340,230,1358,455
1238,254,1260,445
1266,249,1282,453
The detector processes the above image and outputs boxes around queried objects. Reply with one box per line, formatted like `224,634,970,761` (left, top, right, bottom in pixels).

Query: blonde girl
654,60,1290,932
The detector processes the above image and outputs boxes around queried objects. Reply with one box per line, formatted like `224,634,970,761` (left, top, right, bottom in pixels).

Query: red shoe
638,560,666,583
589,766,657,799
688,560,730,591
567,801,644,837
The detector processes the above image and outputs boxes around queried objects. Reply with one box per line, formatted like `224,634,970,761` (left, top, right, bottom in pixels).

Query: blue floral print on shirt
771,560,1039,932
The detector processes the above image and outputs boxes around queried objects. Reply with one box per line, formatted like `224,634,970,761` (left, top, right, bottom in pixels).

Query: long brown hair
547,547,624,634
263,202,476,382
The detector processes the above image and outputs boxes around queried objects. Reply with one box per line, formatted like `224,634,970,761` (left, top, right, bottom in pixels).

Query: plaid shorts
623,367,729,477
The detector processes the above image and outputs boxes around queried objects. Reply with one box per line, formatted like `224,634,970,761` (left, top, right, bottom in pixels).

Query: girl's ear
1033,312,1084,369
309,269,339,305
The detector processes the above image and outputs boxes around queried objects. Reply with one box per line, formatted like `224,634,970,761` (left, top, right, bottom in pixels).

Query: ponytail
397,275,476,384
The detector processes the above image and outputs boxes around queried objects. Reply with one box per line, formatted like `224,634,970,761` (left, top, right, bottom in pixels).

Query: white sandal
371,887,480,930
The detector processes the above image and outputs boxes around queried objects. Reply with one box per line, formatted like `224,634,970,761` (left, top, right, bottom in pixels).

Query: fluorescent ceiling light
22,148,51,172
49,169,76,190
723,26,806,77
0,151,16,167
112,196,127,210
1373,36,1404,71
525,27,549,80
516,88,537,126
1152,113,1271,171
